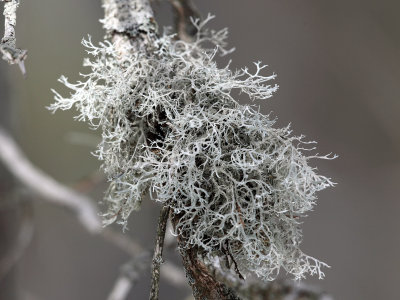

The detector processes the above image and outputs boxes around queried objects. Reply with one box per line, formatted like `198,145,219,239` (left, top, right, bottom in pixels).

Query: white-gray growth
1,0,27,74
50,15,335,282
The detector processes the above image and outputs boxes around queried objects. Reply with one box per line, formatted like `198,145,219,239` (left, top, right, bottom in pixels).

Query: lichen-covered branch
175,243,240,300
50,0,335,299
204,255,332,300
101,0,157,53
0,203,33,282
149,206,170,300
1,0,27,74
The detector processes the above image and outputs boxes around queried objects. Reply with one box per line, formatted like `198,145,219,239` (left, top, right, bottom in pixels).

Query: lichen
50,15,335,281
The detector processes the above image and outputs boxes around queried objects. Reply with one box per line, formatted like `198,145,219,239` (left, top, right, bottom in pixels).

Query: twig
0,126,187,288
0,127,101,233
169,0,200,42
107,253,151,300
149,205,170,300
1,0,27,74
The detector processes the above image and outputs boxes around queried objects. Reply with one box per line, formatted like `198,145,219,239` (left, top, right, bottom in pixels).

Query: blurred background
0,0,399,299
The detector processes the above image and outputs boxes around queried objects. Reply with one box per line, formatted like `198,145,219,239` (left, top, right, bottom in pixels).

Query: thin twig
0,127,101,233
1,0,27,74
149,205,170,300
169,0,200,42
107,253,151,300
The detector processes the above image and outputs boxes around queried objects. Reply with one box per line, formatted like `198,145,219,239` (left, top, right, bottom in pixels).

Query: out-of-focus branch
205,255,333,300
0,203,34,281
169,0,200,42
0,127,101,233
107,254,151,300
175,243,333,300
0,126,187,289
1,0,27,74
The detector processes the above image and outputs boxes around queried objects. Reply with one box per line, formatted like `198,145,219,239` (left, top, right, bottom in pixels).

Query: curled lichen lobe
50,16,335,281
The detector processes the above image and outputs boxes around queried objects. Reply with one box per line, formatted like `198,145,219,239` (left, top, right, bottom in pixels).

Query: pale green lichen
50,16,335,281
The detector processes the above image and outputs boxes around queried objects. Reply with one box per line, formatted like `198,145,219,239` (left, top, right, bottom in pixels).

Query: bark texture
1,0,27,73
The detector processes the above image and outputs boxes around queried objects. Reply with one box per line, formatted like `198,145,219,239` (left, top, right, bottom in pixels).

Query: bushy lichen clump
50,17,335,281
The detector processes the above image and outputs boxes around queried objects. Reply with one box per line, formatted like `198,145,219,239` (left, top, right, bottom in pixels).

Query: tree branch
204,255,333,300
107,253,151,300
1,0,27,74
101,0,157,53
0,127,187,289
0,202,34,281
149,206,170,300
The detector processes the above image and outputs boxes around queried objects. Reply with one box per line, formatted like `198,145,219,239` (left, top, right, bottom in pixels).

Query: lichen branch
1,0,27,74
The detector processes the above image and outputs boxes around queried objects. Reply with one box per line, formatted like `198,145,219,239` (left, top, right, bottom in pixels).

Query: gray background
0,0,399,299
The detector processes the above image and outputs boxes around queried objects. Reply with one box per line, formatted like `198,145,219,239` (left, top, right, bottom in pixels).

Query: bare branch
0,126,187,288
1,0,27,74
0,127,101,233
149,206,170,300
169,0,200,42
107,254,151,300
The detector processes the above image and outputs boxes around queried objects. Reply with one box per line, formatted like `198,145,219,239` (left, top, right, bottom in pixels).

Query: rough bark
1,0,27,73
149,206,170,300
178,245,241,300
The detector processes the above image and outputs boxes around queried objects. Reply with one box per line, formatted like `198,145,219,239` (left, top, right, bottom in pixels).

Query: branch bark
1,0,27,74
204,255,333,300
0,202,33,282
149,206,170,300
1,1,334,299
169,0,200,42
0,127,101,233
177,244,240,300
